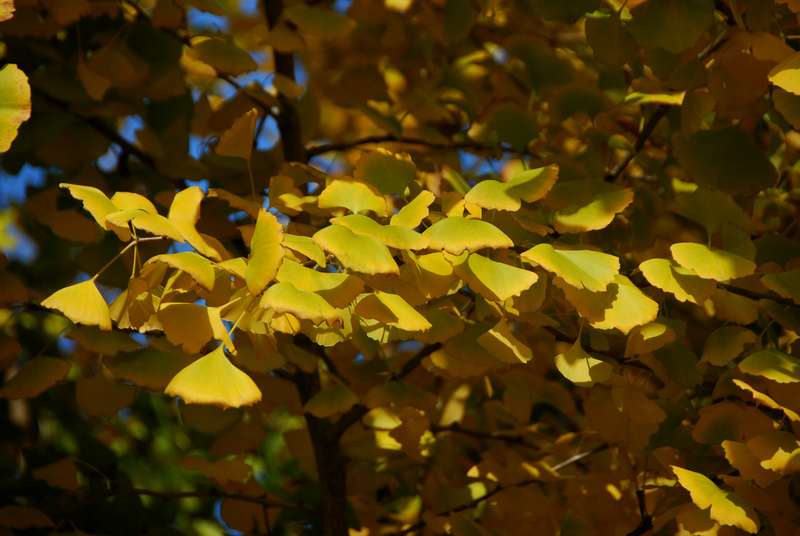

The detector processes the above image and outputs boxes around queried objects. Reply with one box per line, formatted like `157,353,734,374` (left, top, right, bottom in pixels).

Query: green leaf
0,356,71,399
761,269,800,304
639,258,716,304
522,243,619,292
671,466,760,533
739,348,800,383
260,282,342,326
283,3,356,38
216,108,258,162
391,190,436,228
467,101,537,154
700,326,757,367
554,339,613,387
423,217,513,255
318,178,389,216
585,11,637,66
553,188,633,234
275,260,364,308
312,224,399,275
187,37,257,76
464,164,558,211
165,344,261,409
671,187,755,236
674,127,778,195
41,279,112,331
626,0,715,54
147,252,216,292
0,64,31,153
246,209,285,296
330,214,429,250
671,243,756,281
354,149,417,196
451,251,538,301
303,384,359,418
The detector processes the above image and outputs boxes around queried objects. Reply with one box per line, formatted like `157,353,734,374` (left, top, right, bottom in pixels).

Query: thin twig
431,423,543,450
306,135,519,159
719,283,795,306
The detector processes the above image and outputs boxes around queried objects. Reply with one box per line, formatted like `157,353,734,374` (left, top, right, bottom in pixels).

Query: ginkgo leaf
0,356,71,399
732,379,800,423
216,108,258,162
671,187,756,236
672,466,760,533
105,341,195,391
0,0,14,22
722,439,783,488
0,64,31,153
451,252,538,301
168,187,226,261
363,381,438,415
105,209,184,241
700,326,757,366
554,339,613,387
746,431,800,475
476,319,533,364
147,252,215,292
624,321,676,357
331,214,429,250
671,243,756,281
522,243,618,292
32,457,79,491
625,0,715,54
423,217,513,254
355,291,432,332
0,505,54,528
739,348,800,383
283,3,356,38
639,258,716,304
260,282,342,326
405,251,461,299
187,37,257,76
464,165,558,211
246,209,285,295
761,269,800,304
769,50,800,95
175,456,252,486
275,260,364,307
391,190,436,228
282,233,326,267
312,224,399,275
353,149,417,196
41,279,112,331
165,344,262,409
208,188,263,220
60,183,131,240
318,178,389,216
303,384,359,418
76,372,137,418
553,188,633,234
158,302,229,354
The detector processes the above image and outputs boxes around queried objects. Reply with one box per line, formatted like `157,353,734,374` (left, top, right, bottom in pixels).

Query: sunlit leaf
0,356,71,399
732,379,800,423
313,224,398,275
554,339,613,387
0,0,14,21
423,217,513,255
331,214,429,250
769,51,800,95
0,64,31,153
700,326,757,366
165,344,262,409
722,439,783,488
282,233,326,267
391,190,436,228
553,188,633,234
318,178,389,216
275,260,364,307
216,108,258,162
355,291,432,332
41,279,112,331
261,282,342,326
624,321,676,357
303,384,359,418
148,251,216,292
671,243,756,281
354,149,417,196
474,318,531,364
464,164,558,211
739,348,800,383
639,258,716,304
451,251,538,301
746,431,800,475
168,187,228,261
106,209,183,241
158,302,228,355
404,251,461,299
60,183,131,240
187,37,257,76
671,466,759,533
522,243,618,292
246,209,285,295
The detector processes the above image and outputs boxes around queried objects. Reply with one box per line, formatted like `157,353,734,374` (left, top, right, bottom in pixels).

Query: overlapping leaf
318,178,389,216
464,165,558,211
331,214,428,250
246,209,285,295
451,252,538,301
313,224,398,275
554,339,613,387
639,258,716,304
671,243,756,281
41,279,112,331
522,244,618,292
423,217,513,255
261,282,342,326
672,466,759,533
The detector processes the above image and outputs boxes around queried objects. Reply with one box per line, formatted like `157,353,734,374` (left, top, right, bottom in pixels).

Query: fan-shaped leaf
246,209,285,295
303,384,359,418
739,348,800,383
639,258,716,304
451,252,538,301
41,279,112,331
312,224,398,275
60,183,131,240
0,64,31,153
554,339,613,387
671,243,756,281
700,326,757,366
672,466,760,533
147,252,215,292
476,319,533,364
216,108,258,162
318,178,389,216
464,165,558,211
175,456,252,486
282,233,326,267
261,282,342,326
105,342,195,391
165,344,262,409
331,214,429,250
354,149,417,196
553,188,633,234
522,243,618,292
423,217,513,255
761,269,800,304
0,356,71,399
168,187,227,261
106,209,183,241
276,260,364,307
769,51,800,95
187,37,257,76
391,190,435,228
624,321,676,357
76,372,136,418
355,291,432,332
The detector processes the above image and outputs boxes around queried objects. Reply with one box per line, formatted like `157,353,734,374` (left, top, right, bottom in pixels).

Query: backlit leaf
671,243,756,281
187,37,257,76
768,51,800,95
553,188,633,234
318,178,389,216
722,439,783,488
282,233,326,267
355,291,432,332
60,183,131,240
313,224,399,275
468,101,537,154
554,339,613,387
275,260,364,307
246,209,285,296
700,326,757,366
331,214,429,250
476,319,532,364
76,372,137,418
106,209,184,241
0,356,71,399
354,149,416,196
158,302,228,355
147,252,216,292
671,466,760,533
303,384,359,418
260,282,342,326
639,258,716,304
464,164,558,211
216,108,258,162
0,0,14,21
168,187,227,261
761,269,800,304
746,431,800,475
165,344,262,409
41,279,112,331
522,243,618,292
451,252,538,301
624,321,676,357
732,379,800,423
391,190,435,228
739,348,800,383
423,217,513,254
0,64,31,153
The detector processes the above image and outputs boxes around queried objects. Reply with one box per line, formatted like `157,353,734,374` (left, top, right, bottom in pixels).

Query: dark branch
719,283,795,306
306,135,521,159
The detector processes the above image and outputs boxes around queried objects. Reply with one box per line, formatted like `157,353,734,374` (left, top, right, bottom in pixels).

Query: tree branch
719,283,796,306
306,135,522,159
431,423,543,450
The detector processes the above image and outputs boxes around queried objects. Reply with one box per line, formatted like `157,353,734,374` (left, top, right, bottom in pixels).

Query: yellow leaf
700,326,757,366
0,356,71,399
672,466,760,533
390,190,436,228
260,281,342,326
275,260,364,307
639,257,716,304
216,108,258,162
554,339,613,387
747,431,800,474
208,187,263,220
147,251,215,292
75,372,136,418
553,188,633,234
353,149,417,196
303,384,359,418
423,217,513,255
331,214,429,250
624,321,676,357
722,439,783,488
0,0,15,22
363,381,438,415
165,344,262,409
451,251,538,301
105,209,184,241
355,291,432,332
282,233,326,267
671,243,756,281
739,348,800,383
313,224,399,275
168,187,227,261
0,64,31,153
522,243,618,292
464,164,558,212
246,209,285,295
187,37,257,76
318,178,389,216
476,319,533,364
761,269,800,304
732,379,800,423
104,339,195,391
768,50,800,95
60,183,131,240
41,279,112,331
158,302,228,354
